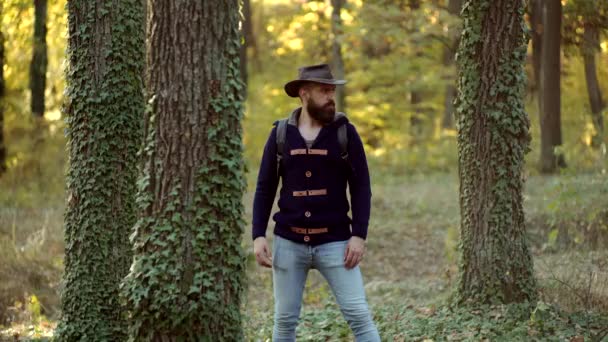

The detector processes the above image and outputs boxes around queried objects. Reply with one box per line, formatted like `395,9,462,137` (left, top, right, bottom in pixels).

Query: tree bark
123,1,246,339
441,0,462,129
54,0,144,340
456,0,537,304
331,0,346,112
582,21,605,145
0,17,5,175
30,0,48,118
539,0,566,173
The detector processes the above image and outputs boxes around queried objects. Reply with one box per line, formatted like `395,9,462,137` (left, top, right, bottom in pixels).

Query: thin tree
0,8,5,175
441,0,463,129
582,20,605,144
331,0,346,112
30,0,47,118
409,0,423,138
529,0,543,95
122,1,246,339
539,0,566,173
54,0,144,340
456,0,537,304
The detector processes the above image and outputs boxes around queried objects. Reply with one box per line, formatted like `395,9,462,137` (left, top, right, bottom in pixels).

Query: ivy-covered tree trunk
582,22,605,145
539,0,566,173
54,0,144,340
123,1,246,340
331,0,346,112
456,0,537,304
0,18,5,175
30,0,48,118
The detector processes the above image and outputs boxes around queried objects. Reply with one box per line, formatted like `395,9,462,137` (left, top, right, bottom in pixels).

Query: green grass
2,172,608,341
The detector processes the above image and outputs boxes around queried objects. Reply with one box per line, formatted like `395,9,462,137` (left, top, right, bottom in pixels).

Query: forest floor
1,173,608,341
241,172,608,341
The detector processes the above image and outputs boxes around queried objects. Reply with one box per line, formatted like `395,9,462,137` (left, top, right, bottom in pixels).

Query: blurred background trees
1,0,606,186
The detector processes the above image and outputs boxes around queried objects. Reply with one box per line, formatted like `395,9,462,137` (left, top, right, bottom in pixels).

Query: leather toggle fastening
291,227,328,234
308,149,328,155
292,189,327,197
290,149,307,155
289,148,328,156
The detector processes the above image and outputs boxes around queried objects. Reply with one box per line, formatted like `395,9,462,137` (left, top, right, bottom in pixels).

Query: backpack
275,116,349,177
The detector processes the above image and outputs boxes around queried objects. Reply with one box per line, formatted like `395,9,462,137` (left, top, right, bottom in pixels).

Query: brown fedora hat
284,64,346,97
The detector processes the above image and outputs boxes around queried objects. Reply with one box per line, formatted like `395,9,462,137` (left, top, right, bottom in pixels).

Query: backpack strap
276,118,288,177
337,123,348,161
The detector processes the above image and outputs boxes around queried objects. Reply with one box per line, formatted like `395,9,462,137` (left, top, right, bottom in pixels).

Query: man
252,64,380,341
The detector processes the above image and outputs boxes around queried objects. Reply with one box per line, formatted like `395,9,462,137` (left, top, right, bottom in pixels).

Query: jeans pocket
272,236,289,271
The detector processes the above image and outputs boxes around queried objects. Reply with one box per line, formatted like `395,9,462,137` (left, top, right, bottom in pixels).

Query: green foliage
563,0,608,53
53,0,144,340
243,298,608,341
455,0,537,304
122,4,246,339
543,172,608,249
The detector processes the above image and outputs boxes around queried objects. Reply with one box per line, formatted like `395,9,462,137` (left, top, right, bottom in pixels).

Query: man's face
302,83,336,124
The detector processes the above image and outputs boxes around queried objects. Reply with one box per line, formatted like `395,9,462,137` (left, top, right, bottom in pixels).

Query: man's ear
298,87,309,103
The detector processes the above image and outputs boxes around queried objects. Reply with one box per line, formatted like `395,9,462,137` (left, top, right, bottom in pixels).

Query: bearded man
251,64,380,341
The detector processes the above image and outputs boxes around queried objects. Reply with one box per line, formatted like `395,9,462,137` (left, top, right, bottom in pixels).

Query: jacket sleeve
252,126,280,240
346,123,372,239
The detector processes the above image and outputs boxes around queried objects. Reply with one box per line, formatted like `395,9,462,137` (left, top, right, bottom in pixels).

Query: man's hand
344,236,366,269
253,237,273,268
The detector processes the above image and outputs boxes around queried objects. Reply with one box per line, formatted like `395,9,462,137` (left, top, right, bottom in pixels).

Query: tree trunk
441,0,462,129
539,0,566,173
582,22,605,145
409,0,423,138
30,0,47,118
54,0,144,340
456,0,537,304
123,2,245,339
331,0,346,112
530,0,543,95
0,18,5,175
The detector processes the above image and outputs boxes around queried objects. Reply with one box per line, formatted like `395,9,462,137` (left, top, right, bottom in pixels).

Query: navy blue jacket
252,108,372,245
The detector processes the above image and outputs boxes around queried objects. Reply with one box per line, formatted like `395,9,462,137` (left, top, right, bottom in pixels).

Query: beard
306,98,336,124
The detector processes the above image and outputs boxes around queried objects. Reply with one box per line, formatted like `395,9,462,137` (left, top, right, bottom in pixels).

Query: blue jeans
272,235,380,342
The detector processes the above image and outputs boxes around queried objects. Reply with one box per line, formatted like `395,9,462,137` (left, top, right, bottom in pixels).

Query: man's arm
344,123,372,269
347,123,372,240
252,125,280,240
252,126,280,268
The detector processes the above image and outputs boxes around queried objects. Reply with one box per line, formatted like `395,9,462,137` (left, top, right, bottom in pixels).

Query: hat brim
284,79,347,97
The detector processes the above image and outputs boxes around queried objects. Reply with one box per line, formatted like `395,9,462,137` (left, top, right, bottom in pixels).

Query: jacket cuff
351,223,368,240
252,227,266,240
